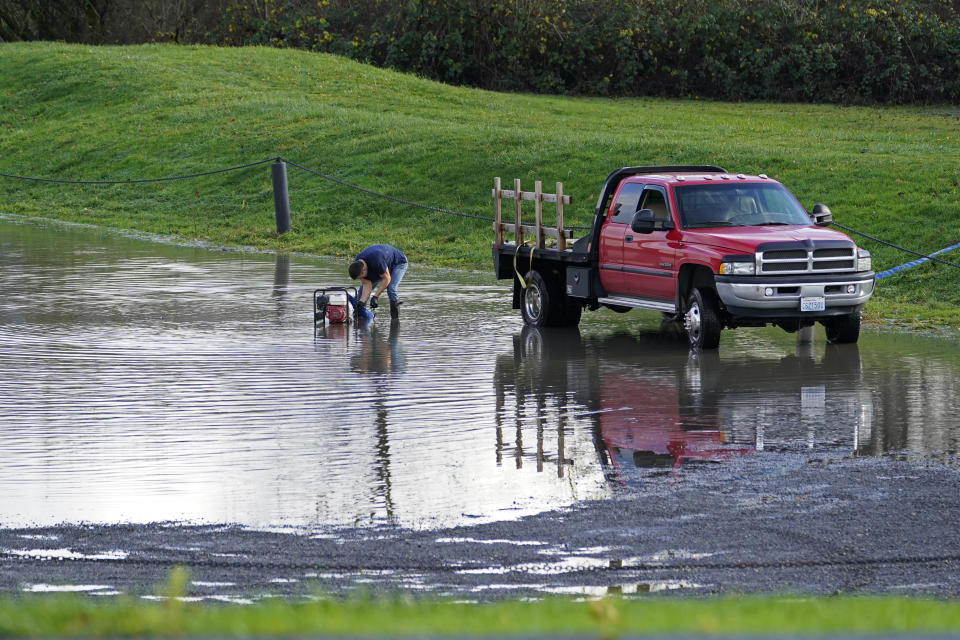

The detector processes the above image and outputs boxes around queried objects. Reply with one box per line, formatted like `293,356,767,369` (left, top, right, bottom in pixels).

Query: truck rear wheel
822,311,861,344
685,288,722,350
521,270,581,328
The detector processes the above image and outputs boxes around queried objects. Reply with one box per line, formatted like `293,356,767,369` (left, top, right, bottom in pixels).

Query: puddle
2,548,128,561
543,581,706,596
435,538,548,546
23,584,116,593
1,217,960,531
141,595,256,605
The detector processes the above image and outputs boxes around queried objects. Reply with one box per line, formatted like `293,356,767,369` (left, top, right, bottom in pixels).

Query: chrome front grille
757,243,856,275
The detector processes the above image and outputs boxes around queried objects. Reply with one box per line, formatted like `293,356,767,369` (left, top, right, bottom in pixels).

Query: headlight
720,259,756,276
857,249,871,272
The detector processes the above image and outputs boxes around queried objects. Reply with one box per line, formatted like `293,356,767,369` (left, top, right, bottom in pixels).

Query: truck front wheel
685,288,722,350
521,270,581,328
822,311,861,344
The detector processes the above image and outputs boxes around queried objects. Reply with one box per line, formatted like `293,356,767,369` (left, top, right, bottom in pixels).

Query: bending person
348,244,408,320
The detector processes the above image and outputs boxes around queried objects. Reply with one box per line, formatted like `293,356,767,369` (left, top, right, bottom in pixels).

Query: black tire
520,270,550,326
520,270,582,328
822,311,861,344
684,287,722,350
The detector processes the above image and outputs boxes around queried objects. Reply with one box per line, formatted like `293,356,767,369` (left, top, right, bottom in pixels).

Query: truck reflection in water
494,326,874,484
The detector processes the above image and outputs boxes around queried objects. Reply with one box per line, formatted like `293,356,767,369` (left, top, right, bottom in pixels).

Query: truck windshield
674,183,812,229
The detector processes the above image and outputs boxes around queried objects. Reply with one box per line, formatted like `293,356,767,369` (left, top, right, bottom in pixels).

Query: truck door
622,186,678,301
598,181,645,294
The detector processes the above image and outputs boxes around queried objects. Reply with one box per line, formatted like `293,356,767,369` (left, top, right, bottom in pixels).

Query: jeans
371,261,407,303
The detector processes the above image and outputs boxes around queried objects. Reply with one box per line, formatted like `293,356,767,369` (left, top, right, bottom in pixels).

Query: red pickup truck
492,166,875,348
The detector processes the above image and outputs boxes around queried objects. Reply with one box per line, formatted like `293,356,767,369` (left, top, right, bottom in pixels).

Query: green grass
1,42,959,326
3,593,960,637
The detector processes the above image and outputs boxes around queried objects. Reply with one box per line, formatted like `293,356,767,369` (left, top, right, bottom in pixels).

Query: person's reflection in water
349,321,405,525
351,321,405,376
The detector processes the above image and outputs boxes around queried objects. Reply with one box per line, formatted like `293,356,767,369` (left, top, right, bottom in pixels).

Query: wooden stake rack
492,178,574,251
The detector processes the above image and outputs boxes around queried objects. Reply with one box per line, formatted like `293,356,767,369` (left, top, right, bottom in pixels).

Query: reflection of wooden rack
494,386,574,478
492,178,574,250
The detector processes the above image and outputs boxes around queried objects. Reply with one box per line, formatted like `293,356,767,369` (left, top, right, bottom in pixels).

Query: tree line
3,0,959,104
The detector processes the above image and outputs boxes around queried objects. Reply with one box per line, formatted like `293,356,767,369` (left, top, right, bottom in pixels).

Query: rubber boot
390,299,401,320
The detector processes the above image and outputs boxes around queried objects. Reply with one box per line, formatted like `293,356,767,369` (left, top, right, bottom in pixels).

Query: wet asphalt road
3,453,959,601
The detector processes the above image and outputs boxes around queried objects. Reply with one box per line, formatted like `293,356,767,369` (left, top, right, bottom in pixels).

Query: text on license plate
800,296,826,312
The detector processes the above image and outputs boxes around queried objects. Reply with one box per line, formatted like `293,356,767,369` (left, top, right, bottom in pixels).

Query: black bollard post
272,160,291,234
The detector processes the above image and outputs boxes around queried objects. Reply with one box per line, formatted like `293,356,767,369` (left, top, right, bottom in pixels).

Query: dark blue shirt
356,244,407,279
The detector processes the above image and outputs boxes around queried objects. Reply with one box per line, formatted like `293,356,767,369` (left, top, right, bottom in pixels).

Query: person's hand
356,299,366,312
369,295,379,309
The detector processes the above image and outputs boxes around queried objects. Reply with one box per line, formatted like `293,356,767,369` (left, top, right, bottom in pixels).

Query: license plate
800,296,825,312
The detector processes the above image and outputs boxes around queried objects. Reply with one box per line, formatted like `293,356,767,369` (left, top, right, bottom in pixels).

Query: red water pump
313,286,358,327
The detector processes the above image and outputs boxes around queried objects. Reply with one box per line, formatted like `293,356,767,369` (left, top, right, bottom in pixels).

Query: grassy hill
1,42,959,325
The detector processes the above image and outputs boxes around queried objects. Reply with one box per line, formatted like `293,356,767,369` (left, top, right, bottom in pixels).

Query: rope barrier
285,158,595,229
831,221,960,273
0,160,952,253
0,156,596,229
0,158,276,185
283,158,597,229
282,158,493,222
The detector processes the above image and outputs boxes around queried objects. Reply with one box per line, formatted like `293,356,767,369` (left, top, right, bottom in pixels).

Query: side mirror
811,203,833,226
631,209,656,233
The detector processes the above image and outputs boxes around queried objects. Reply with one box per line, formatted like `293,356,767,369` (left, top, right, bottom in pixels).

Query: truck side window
610,183,645,223
639,188,669,222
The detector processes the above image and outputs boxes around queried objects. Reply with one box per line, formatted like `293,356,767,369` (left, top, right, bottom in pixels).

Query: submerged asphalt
2,452,959,601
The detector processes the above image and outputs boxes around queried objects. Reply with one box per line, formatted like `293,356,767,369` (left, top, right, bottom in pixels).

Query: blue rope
875,241,960,280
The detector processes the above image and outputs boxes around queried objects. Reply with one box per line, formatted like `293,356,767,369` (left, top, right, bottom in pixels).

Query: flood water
2,216,959,531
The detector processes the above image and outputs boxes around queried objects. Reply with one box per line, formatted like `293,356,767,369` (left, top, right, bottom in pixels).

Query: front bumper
715,272,875,318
